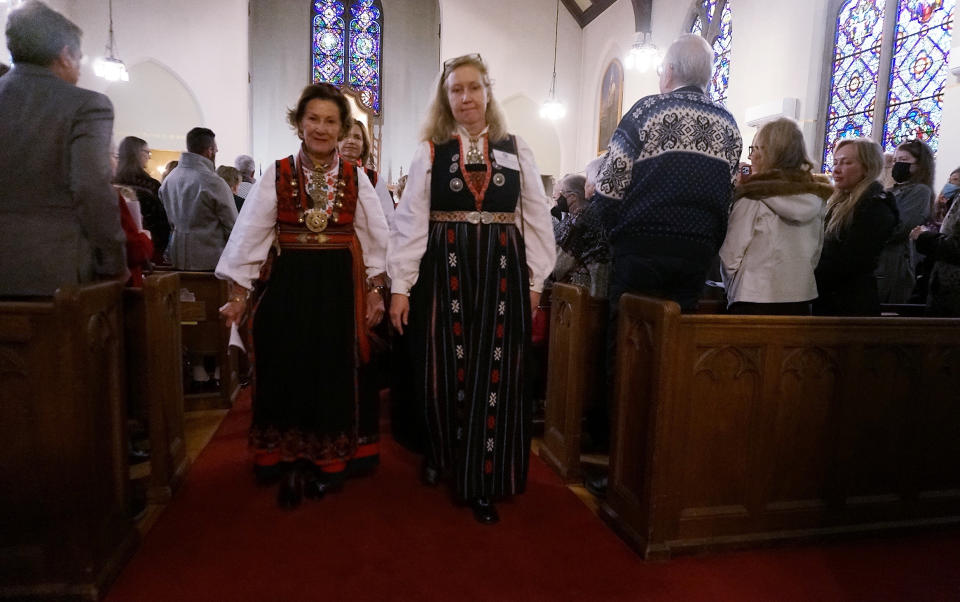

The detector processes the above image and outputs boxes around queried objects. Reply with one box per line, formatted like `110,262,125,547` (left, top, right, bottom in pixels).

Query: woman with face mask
934,168,960,225
875,139,935,304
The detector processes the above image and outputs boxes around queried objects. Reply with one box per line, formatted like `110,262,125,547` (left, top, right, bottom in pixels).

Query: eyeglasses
442,53,483,79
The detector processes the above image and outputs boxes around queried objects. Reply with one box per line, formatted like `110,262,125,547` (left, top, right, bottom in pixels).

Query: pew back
0,283,137,599
602,294,960,558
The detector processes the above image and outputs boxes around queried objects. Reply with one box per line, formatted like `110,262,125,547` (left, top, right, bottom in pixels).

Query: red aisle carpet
107,392,960,601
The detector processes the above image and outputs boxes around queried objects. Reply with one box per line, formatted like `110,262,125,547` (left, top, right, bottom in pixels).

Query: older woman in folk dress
217,83,389,508
388,55,556,524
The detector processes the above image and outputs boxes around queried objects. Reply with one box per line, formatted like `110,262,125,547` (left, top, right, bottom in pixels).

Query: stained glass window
690,0,733,105
311,0,383,114
882,0,954,153
822,0,955,172
348,0,382,112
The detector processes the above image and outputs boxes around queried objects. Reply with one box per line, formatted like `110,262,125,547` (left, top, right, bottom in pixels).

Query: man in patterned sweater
576,33,742,313
573,34,741,496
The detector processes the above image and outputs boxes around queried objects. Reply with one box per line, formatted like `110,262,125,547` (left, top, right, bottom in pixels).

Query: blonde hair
420,54,508,144
826,138,884,235
754,118,814,174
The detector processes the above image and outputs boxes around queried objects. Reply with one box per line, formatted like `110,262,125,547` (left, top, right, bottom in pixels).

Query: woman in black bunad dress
388,54,556,524
217,84,390,508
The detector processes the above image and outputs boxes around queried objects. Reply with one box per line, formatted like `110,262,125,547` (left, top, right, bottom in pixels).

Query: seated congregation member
339,118,395,229
875,139,934,303
217,83,390,509
388,54,555,525
911,198,960,316
114,135,170,263
216,164,244,213
814,138,898,316
160,127,237,270
719,118,832,315
0,0,126,296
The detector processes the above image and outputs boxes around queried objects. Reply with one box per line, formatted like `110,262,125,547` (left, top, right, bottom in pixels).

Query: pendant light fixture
625,31,662,72
94,0,129,82
540,0,566,120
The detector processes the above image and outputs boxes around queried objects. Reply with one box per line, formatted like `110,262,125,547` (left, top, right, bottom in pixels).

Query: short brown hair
286,83,352,140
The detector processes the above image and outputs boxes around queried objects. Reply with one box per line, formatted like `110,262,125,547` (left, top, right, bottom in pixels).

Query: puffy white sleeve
387,142,432,296
515,136,557,293
354,168,390,278
215,162,278,290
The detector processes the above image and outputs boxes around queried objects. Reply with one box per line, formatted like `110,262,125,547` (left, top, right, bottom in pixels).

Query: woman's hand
910,225,930,241
219,298,246,328
390,293,410,335
365,289,385,328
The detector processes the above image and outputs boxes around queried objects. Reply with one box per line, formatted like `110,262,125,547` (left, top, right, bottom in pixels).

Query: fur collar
735,169,833,202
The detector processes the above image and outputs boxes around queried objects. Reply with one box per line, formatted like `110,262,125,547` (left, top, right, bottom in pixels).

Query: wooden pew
600,294,960,559
174,271,239,411
540,283,608,482
123,273,188,503
0,282,138,600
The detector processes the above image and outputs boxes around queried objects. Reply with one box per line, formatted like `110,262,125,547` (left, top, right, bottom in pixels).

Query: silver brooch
492,173,506,187
450,177,464,192
449,163,459,174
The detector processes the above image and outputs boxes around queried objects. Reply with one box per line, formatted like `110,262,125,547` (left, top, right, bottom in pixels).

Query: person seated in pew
814,138,899,316
719,118,832,315
911,195,960,316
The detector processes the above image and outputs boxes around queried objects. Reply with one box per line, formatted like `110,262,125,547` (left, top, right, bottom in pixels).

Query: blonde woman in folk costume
388,54,556,524
217,83,390,508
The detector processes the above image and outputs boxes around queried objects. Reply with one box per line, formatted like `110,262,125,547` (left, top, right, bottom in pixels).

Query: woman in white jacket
720,118,833,314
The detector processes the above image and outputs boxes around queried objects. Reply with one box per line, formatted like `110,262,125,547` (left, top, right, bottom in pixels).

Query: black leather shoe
470,497,499,525
277,467,303,509
421,460,440,486
584,471,608,499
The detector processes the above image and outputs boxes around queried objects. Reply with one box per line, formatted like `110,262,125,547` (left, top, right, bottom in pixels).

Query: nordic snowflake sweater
577,85,742,260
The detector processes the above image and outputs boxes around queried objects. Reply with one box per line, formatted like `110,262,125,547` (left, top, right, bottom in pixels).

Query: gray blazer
0,64,126,296
159,152,237,270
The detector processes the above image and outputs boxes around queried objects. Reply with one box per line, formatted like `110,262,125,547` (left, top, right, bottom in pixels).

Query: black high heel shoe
277,466,304,509
470,497,499,525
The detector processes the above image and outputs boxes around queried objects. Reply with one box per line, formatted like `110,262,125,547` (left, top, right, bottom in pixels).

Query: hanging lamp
93,0,129,82
540,0,566,120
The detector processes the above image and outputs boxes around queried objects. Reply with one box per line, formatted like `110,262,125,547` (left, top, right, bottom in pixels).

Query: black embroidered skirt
249,249,379,473
408,221,532,500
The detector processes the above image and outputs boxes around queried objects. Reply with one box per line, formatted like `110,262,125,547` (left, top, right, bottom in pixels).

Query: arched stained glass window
822,0,954,172
690,0,733,105
883,0,954,152
312,0,346,86
311,0,383,114
348,0,383,112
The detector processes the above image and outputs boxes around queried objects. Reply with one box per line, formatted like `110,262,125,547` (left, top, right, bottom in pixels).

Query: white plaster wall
63,0,249,166
438,0,582,178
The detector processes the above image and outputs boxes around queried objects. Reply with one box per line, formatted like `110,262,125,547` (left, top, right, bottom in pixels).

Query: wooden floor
135,406,601,537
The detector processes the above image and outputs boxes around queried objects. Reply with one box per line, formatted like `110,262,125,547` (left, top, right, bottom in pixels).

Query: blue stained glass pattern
882,0,954,152
823,0,886,172
348,0,382,112
689,0,732,106
312,0,345,86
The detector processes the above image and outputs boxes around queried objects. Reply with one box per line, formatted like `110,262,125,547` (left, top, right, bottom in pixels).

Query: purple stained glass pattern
348,0,382,113
822,0,886,172
882,0,954,152
689,0,732,105
312,0,345,86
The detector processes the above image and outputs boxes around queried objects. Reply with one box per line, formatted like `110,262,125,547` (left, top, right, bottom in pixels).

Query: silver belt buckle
480,211,494,224
465,211,481,224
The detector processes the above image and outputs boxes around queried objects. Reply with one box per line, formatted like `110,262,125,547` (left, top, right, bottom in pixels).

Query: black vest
429,135,520,212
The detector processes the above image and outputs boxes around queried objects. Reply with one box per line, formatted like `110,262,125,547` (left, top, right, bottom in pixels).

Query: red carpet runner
107,391,960,601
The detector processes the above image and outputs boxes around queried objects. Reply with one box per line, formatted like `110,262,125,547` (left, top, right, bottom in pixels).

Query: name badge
493,149,520,172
